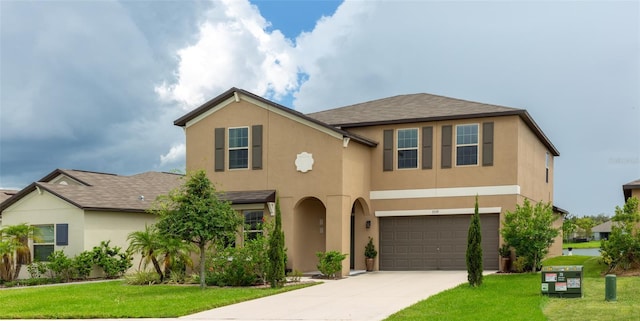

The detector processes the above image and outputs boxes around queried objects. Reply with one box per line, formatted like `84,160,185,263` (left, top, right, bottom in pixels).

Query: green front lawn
0,281,315,319
386,273,546,321
386,256,640,321
563,240,601,249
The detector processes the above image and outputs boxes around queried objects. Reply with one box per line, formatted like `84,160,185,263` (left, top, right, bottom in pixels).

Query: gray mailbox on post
541,265,583,298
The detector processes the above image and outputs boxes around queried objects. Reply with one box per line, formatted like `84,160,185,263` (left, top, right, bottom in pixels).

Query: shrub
365,237,377,259
206,245,258,286
316,251,347,279
600,197,640,273
501,199,559,272
286,269,302,283
245,235,269,284
125,271,161,285
92,241,132,278
47,250,73,282
72,251,94,280
512,256,527,273
27,262,48,279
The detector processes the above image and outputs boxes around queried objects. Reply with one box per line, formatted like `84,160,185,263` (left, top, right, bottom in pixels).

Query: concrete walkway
182,271,468,321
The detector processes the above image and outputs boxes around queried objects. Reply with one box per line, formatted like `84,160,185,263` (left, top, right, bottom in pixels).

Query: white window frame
545,152,550,183
33,224,55,262
455,124,479,167
243,210,264,241
396,128,419,169
228,126,250,170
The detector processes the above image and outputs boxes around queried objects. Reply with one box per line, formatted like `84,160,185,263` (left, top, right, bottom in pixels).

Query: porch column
326,195,352,277
280,196,295,270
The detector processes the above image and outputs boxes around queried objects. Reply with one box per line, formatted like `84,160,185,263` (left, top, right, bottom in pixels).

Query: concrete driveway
182,271,468,321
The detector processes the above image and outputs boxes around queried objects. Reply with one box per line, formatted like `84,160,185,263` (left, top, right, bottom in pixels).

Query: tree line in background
562,213,610,242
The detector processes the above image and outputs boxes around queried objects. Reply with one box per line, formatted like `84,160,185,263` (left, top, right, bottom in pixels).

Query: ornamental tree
153,170,243,289
267,197,286,288
500,199,559,272
562,214,577,242
466,196,483,287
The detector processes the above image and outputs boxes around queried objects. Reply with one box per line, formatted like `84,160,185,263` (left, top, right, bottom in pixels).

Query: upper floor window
244,210,264,241
456,124,479,166
397,128,418,169
545,152,550,183
229,127,249,169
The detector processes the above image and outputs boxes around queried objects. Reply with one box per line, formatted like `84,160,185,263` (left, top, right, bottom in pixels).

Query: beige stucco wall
516,117,554,203
183,95,560,273
84,210,158,268
348,115,520,191
2,190,86,256
1,189,161,278
348,115,559,264
1,190,85,278
184,97,374,275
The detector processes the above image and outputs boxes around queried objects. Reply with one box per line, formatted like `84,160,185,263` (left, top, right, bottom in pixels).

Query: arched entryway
350,198,372,271
293,197,326,273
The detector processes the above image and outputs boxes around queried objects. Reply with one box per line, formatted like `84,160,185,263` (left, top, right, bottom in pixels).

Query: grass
563,240,601,249
385,273,546,321
386,255,640,321
0,280,315,318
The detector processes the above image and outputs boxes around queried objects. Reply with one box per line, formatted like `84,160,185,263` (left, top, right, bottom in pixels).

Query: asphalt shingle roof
307,93,522,127
35,169,184,212
0,189,17,204
0,169,277,213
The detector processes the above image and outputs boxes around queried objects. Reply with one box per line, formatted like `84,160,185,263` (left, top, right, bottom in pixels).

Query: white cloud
157,0,639,217
160,143,186,167
156,0,299,110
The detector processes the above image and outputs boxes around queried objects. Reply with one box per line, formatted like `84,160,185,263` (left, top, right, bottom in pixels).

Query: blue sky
1,0,638,217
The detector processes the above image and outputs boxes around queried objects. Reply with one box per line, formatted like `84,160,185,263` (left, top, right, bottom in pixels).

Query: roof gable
173,88,377,147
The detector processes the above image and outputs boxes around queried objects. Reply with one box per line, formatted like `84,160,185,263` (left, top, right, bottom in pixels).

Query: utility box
541,265,583,298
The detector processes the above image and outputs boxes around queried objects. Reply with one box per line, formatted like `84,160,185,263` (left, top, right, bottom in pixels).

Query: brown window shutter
383,129,393,171
252,125,263,169
422,126,433,169
441,125,452,168
482,122,494,166
215,128,225,172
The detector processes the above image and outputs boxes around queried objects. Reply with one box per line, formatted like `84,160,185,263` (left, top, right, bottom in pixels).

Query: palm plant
1,223,38,281
157,237,194,281
127,224,164,281
0,239,16,281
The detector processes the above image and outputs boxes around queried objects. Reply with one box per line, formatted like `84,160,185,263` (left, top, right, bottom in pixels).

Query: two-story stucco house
623,179,640,201
174,87,564,275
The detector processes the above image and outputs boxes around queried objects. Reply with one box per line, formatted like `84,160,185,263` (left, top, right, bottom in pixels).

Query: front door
350,212,355,269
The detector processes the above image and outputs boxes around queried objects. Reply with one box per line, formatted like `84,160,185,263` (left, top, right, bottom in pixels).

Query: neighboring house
0,169,183,278
174,87,565,275
591,220,617,241
0,189,18,225
623,179,640,201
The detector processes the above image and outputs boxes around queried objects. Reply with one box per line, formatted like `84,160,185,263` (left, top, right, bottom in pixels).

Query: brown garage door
379,214,499,270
